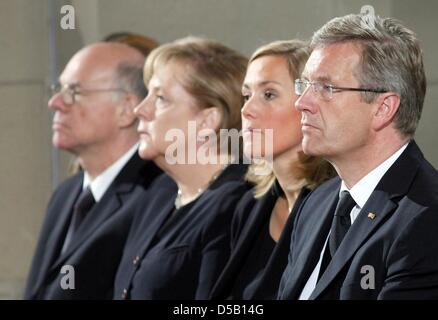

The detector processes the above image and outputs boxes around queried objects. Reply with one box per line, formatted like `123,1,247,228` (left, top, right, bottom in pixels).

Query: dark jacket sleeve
378,206,438,299
195,183,251,299
230,189,257,249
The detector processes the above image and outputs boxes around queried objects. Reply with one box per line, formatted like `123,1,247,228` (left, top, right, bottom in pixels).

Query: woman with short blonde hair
113,37,251,300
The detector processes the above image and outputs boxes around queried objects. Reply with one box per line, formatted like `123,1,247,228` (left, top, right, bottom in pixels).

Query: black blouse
113,164,250,300
211,184,311,299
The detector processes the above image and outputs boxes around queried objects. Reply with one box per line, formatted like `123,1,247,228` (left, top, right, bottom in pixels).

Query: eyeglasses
294,79,387,101
50,83,128,105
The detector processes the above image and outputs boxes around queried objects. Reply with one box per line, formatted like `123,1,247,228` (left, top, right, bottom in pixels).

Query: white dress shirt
82,142,139,201
298,143,408,300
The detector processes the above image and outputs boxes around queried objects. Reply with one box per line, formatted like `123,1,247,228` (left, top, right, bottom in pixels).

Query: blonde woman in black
114,37,250,299
211,40,336,299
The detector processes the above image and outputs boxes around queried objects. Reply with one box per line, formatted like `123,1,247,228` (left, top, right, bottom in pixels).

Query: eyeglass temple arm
331,86,387,93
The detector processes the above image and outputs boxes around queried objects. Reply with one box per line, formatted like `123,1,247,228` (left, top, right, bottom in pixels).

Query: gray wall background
0,0,436,299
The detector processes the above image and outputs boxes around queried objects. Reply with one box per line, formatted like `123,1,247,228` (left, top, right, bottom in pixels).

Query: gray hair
311,14,426,137
115,62,148,100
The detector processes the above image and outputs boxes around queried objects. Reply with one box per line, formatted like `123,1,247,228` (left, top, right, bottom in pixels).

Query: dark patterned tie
71,187,95,234
318,191,356,280
62,187,95,253
329,191,356,256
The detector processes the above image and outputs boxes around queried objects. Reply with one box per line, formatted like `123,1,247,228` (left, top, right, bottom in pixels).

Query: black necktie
71,187,95,234
62,187,95,253
329,191,356,255
318,191,356,280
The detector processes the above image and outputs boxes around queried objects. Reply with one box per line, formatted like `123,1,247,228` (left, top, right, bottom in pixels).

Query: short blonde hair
144,36,248,133
245,40,336,197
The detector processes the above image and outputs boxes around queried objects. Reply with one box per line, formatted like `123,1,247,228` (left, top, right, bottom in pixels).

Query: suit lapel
231,193,275,266
211,192,275,298
310,141,421,299
33,175,83,295
282,188,339,299
310,191,397,299
251,188,311,299
136,199,176,257
49,187,123,270
48,153,151,273
135,165,245,260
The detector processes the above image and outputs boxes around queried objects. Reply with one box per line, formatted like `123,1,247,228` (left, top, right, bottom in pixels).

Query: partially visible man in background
103,31,157,56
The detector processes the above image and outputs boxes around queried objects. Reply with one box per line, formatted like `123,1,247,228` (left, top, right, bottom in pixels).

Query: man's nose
48,92,69,112
295,85,317,114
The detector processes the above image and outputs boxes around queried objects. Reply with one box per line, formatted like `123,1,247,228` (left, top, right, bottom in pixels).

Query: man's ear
196,107,222,132
372,92,400,131
116,93,140,128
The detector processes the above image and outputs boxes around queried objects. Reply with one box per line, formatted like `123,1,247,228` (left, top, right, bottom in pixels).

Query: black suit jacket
211,187,310,300
114,164,251,300
24,153,161,299
278,141,438,300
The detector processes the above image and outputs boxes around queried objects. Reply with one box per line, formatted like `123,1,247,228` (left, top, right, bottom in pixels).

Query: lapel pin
368,212,376,220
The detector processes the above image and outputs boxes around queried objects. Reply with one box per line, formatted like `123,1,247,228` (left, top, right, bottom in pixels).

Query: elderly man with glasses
24,42,161,299
278,14,438,300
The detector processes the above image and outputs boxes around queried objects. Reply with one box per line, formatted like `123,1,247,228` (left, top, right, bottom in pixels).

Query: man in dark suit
278,14,438,300
24,42,161,299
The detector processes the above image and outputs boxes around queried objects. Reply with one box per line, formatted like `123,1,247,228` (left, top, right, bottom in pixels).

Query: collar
83,142,139,201
340,143,408,208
